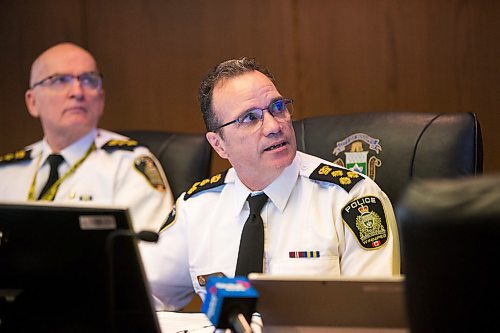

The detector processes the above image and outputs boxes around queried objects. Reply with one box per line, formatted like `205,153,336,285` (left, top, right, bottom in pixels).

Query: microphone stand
105,230,158,333
230,312,253,333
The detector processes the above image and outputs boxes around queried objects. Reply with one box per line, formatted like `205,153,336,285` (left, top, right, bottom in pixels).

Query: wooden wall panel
84,0,296,134
84,0,295,172
1,0,498,175
0,0,86,152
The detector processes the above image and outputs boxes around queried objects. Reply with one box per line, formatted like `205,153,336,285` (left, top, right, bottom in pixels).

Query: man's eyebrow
269,96,283,104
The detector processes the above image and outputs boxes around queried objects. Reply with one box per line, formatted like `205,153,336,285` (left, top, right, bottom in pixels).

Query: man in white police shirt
141,57,400,310
0,42,173,232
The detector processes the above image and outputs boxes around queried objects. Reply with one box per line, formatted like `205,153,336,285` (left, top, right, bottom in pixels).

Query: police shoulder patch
341,196,389,250
134,155,166,192
309,163,363,193
102,139,142,152
0,149,32,165
183,170,228,200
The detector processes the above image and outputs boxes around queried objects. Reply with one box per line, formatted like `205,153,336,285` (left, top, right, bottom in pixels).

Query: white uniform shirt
141,151,400,310
0,128,173,231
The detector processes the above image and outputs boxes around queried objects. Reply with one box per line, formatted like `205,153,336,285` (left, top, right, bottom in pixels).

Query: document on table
157,311,262,333
157,311,214,333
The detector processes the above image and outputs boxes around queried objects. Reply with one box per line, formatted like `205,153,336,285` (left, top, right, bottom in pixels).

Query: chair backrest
292,112,483,207
396,175,500,332
120,130,212,199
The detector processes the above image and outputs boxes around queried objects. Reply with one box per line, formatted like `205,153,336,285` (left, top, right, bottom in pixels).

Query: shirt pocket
269,256,341,275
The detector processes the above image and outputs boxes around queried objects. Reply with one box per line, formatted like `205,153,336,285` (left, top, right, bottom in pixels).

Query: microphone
202,276,259,333
107,229,159,243
134,230,160,242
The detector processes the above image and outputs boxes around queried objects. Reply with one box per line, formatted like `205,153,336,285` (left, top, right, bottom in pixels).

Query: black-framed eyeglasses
30,72,103,91
211,98,293,133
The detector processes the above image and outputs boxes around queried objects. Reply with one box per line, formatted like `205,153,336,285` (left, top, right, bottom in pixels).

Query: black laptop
248,273,408,331
0,202,161,333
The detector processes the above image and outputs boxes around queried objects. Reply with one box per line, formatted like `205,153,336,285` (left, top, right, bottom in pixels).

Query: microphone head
135,230,159,243
202,276,259,329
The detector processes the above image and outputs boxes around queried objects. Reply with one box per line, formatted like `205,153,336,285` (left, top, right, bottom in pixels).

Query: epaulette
183,170,228,200
101,139,143,152
309,163,363,193
0,149,32,165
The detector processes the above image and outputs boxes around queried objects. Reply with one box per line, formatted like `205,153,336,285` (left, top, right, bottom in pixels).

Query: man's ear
97,89,105,118
206,131,228,159
25,89,39,118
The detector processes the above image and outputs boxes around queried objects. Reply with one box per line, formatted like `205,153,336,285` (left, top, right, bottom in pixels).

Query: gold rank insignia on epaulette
183,170,228,200
341,195,389,250
309,163,363,193
0,149,31,165
101,139,142,152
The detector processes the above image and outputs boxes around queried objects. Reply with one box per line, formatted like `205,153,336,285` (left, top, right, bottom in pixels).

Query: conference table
156,311,410,333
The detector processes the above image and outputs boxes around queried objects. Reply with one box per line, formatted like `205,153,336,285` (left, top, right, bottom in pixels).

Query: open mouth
264,141,287,151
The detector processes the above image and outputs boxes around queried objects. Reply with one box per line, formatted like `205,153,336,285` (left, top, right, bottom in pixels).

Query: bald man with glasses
0,42,173,232
141,57,401,311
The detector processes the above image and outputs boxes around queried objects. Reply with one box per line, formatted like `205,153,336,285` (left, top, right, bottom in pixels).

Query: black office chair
120,130,212,199
292,112,483,207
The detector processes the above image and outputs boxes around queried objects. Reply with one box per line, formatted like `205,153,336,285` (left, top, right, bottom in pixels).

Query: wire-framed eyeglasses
30,72,103,91
212,98,293,133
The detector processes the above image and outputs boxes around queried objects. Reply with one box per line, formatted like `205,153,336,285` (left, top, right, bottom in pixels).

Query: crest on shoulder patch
332,133,382,180
134,155,166,191
102,139,141,152
310,163,363,193
183,171,227,200
341,196,389,250
0,149,31,165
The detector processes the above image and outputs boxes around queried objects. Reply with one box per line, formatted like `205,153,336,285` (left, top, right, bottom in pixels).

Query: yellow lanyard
27,143,96,201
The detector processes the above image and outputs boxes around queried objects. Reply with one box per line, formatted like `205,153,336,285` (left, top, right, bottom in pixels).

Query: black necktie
235,193,268,276
38,154,64,200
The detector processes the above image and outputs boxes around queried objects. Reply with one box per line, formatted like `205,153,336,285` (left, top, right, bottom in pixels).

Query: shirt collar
228,152,300,216
225,168,252,217
264,152,300,212
39,129,96,168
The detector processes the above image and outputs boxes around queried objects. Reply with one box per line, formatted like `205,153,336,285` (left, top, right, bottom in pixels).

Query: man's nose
261,110,281,134
67,78,84,97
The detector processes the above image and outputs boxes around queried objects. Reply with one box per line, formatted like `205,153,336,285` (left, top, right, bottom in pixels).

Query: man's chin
59,122,95,137
267,152,295,170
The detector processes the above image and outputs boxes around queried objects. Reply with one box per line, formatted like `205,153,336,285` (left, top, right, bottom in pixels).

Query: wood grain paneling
1,0,498,174
0,0,86,152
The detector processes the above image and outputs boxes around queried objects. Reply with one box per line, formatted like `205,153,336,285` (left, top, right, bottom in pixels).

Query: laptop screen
0,202,160,333
248,273,408,331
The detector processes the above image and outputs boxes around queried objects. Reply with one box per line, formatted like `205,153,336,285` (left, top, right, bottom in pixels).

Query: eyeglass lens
239,99,293,131
33,73,102,90
212,98,293,132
